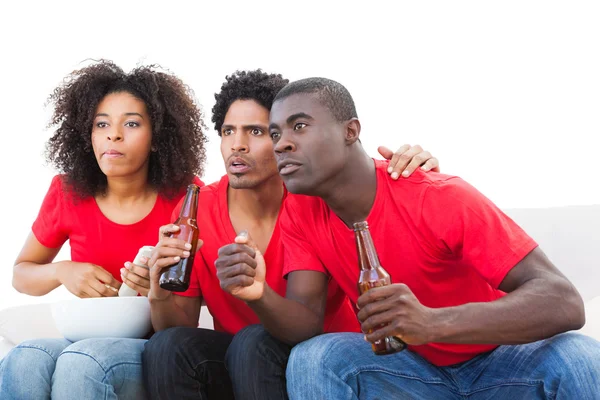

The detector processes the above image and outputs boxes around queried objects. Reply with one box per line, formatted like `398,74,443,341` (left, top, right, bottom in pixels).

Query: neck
319,148,377,227
228,174,284,222
103,171,154,203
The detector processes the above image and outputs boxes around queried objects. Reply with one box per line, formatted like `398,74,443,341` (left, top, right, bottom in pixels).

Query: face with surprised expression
220,99,279,189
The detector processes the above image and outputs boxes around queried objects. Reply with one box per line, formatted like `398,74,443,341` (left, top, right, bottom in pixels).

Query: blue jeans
287,332,600,399
0,337,146,399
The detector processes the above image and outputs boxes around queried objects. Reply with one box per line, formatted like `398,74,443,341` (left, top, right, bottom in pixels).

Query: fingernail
391,172,399,180
124,262,130,267
174,256,180,261
185,243,192,249
183,251,190,257
120,268,126,274
364,335,368,342
238,230,249,239
140,256,148,262
402,170,410,177
126,263,133,270
387,167,393,173
421,165,429,171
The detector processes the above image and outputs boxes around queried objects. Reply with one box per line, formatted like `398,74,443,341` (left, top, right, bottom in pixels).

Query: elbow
559,279,586,331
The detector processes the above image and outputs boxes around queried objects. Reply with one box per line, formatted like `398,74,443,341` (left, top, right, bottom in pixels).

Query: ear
344,118,361,145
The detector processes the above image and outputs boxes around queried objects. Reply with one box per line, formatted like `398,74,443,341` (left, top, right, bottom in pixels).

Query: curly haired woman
0,60,207,399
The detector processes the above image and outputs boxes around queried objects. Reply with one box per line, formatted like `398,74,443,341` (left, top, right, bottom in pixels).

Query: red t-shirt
176,175,360,336
32,175,204,281
280,160,538,367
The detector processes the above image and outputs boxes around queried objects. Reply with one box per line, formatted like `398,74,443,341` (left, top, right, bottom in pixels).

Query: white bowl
51,296,152,342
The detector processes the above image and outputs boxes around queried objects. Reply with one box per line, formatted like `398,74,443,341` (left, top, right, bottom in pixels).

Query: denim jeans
226,324,293,400
142,325,292,400
287,332,600,399
142,327,235,400
0,337,146,400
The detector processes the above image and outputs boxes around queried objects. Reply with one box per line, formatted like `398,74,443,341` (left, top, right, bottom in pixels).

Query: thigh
458,333,600,399
0,338,72,400
143,327,234,400
53,338,147,400
288,333,459,400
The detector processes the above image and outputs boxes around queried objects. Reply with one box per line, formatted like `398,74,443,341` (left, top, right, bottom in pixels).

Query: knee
226,325,283,369
143,327,193,366
547,333,600,372
288,333,359,381
2,338,70,372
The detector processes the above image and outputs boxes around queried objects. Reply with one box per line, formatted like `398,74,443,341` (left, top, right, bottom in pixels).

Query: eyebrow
221,124,268,131
95,112,145,119
269,112,314,130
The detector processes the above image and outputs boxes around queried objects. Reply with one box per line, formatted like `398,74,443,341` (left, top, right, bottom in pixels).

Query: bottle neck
354,222,381,271
178,185,199,219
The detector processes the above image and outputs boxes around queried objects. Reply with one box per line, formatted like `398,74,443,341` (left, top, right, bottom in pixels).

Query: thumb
235,230,258,250
377,146,394,160
254,249,266,280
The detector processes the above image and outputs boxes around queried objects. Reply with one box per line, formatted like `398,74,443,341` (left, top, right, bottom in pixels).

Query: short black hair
212,69,289,135
46,59,208,198
273,77,358,122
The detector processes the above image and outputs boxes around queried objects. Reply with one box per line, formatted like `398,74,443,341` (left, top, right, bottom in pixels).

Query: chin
228,175,259,189
281,177,315,195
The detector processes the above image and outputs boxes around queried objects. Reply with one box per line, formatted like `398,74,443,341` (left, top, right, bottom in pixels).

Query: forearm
12,261,62,296
149,295,198,331
432,277,585,344
248,284,323,345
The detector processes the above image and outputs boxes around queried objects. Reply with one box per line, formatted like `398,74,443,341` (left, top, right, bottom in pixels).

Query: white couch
1,204,599,359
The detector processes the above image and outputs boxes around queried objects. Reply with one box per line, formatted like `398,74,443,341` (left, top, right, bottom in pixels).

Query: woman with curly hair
0,60,207,399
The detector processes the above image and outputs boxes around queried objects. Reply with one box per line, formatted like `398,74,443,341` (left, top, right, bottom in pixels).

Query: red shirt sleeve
280,198,328,277
31,175,70,248
420,177,538,288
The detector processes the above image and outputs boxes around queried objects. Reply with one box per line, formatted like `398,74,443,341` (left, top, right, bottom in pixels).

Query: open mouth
228,157,251,174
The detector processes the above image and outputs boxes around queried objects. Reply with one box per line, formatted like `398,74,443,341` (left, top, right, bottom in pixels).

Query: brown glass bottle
159,184,200,292
354,221,406,355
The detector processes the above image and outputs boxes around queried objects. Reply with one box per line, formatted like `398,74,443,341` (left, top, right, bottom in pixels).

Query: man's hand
147,224,203,302
56,261,121,298
379,144,440,179
356,283,436,346
215,231,266,302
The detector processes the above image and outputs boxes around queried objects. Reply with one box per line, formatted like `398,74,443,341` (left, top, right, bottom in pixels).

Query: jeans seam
466,380,552,397
60,350,142,384
17,344,61,361
341,367,459,396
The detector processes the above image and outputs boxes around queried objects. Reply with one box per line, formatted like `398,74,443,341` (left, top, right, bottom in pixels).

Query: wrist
247,283,270,307
149,290,172,304
426,307,452,343
53,261,69,284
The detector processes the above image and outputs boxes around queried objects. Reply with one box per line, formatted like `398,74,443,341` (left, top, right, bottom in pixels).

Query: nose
231,132,249,153
273,131,296,154
107,126,123,142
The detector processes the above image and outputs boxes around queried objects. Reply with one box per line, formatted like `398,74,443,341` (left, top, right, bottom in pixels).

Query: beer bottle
159,184,200,292
354,221,406,355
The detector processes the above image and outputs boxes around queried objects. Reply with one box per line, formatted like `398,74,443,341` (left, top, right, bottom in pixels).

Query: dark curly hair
46,60,208,198
211,69,289,135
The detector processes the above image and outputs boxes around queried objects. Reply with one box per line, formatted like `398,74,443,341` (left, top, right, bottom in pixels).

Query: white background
0,0,598,310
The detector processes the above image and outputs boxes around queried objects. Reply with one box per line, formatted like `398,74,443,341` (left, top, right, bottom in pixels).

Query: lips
103,149,124,158
228,156,251,174
277,159,302,176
